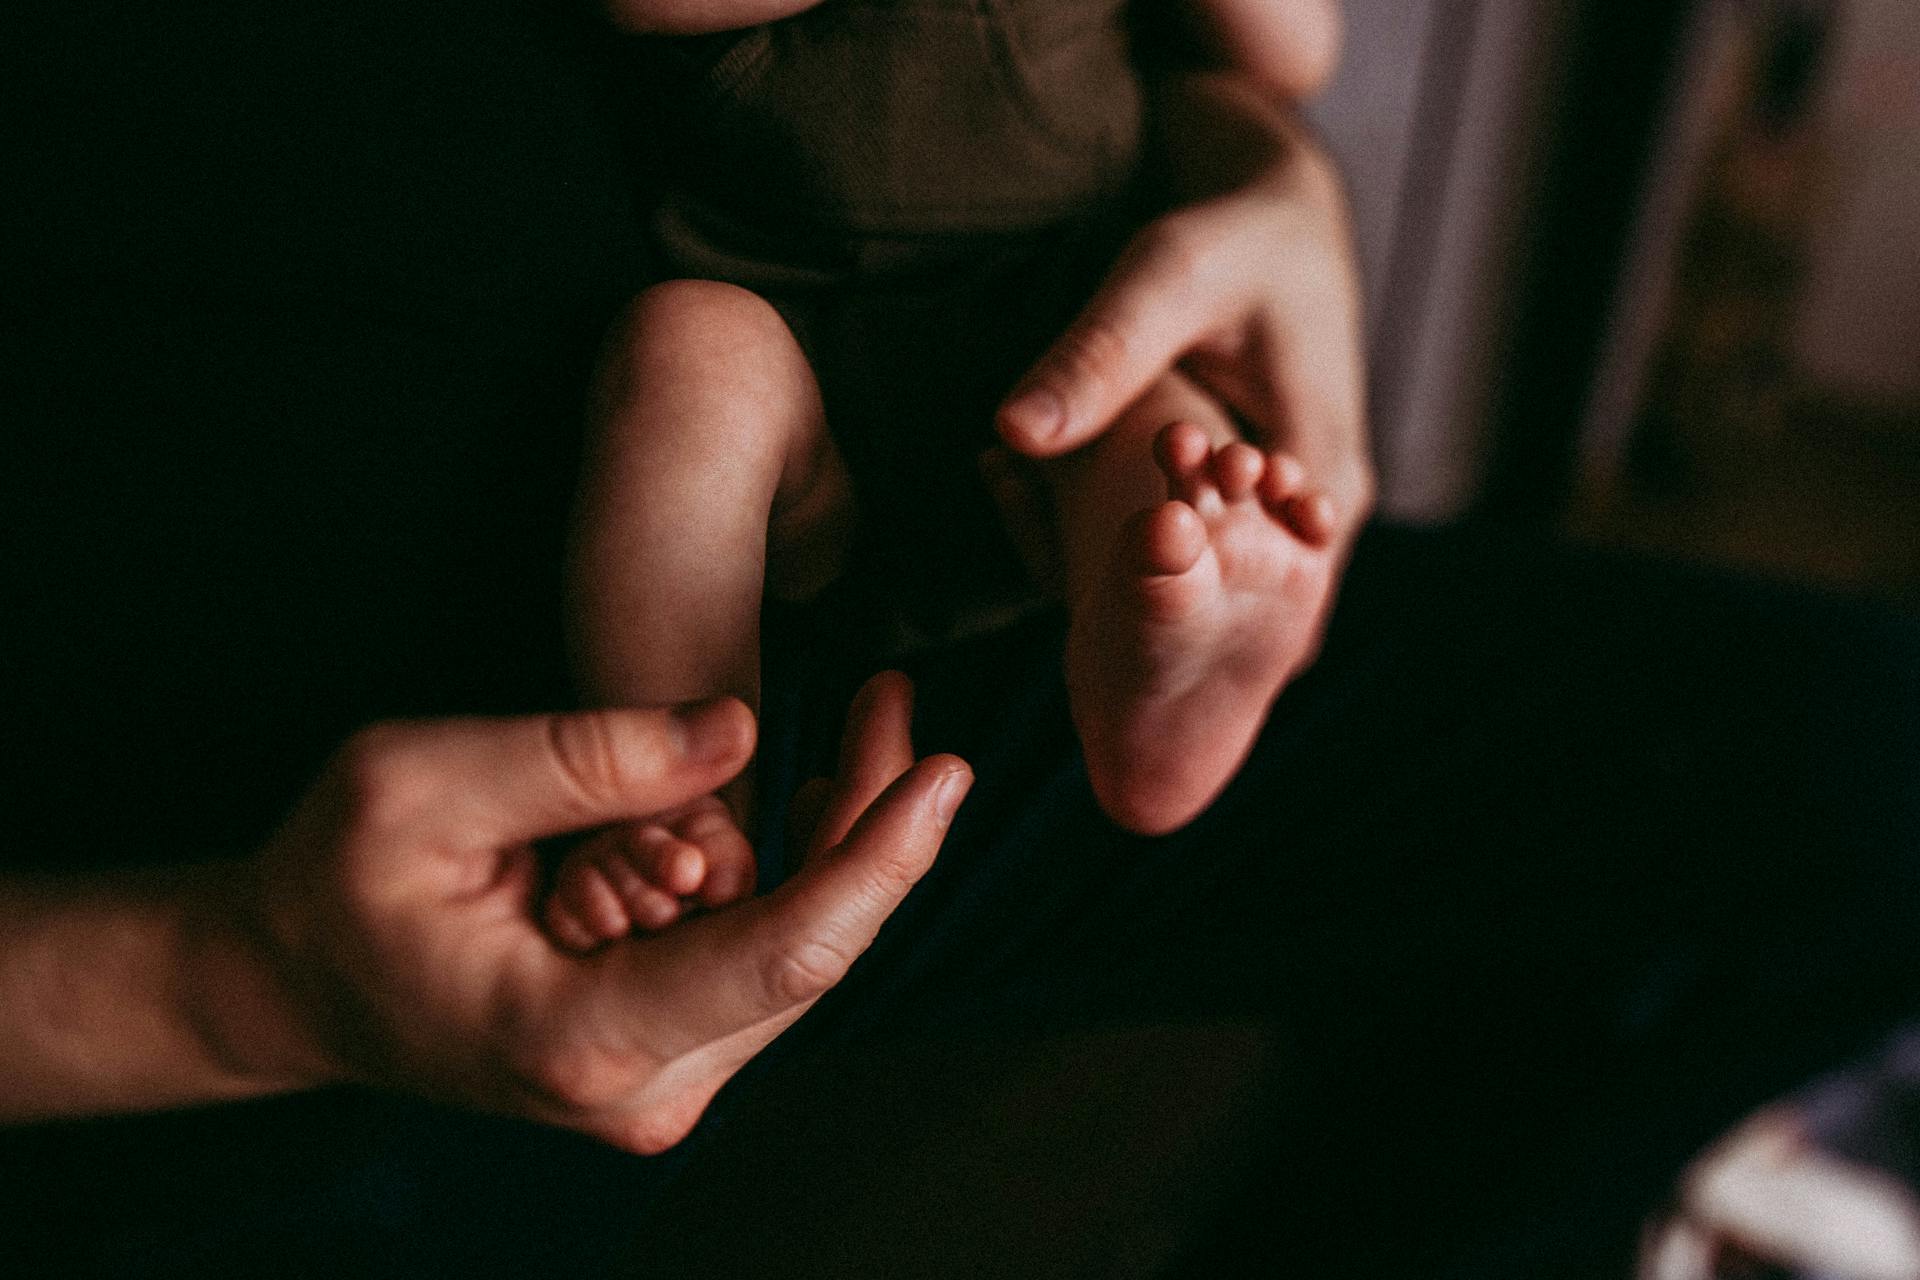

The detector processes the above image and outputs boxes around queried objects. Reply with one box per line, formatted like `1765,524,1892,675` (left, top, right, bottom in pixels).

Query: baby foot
543,793,757,951
1068,421,1336,835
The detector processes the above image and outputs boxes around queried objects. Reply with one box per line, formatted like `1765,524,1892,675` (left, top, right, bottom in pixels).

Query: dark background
3,2,650,870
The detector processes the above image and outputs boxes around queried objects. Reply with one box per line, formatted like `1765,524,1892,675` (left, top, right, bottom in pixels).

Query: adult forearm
0,865,323,1122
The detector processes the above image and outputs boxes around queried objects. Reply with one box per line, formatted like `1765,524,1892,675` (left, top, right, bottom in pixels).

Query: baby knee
615,279,794,360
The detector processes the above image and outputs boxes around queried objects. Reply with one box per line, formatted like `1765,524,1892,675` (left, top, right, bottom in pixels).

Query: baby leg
570,278,849,713
547,279,849,949
1047,372,1336,835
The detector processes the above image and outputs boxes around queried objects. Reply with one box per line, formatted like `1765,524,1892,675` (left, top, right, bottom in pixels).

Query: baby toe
1283,490,1337,547
596,845,684,932
676,810,758,908
1152,421,1212,499
1211,442,1265,501
1123,501,1207,578
629,824,707,899
1257,451,1309,509
545,858,630,950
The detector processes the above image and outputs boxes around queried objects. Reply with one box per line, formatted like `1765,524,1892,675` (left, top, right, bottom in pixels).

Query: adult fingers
441,700,757,846
804,671,918,861
752,754,972,1015
566,753,968,1063
997,218,1226,458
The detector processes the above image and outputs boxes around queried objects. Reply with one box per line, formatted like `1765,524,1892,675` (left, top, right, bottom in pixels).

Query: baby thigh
575,279,848,708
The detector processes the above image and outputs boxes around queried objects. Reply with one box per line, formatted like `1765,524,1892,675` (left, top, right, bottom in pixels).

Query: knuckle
1055,321,1131,396
762,935,853,1008
331,722,432,830
611,1101,704,1157
545,711,653,815
865,851,925,902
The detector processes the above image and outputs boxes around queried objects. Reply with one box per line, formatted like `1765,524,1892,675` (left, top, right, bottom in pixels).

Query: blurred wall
1792,0,1920,408
1307,0,1566,520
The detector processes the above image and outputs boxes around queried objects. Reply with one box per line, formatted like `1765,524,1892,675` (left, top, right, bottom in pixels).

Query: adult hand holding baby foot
0,674,968,1156
543,791,761,949
246,672,966,1155
994,70,1373,832
998,70,1374,572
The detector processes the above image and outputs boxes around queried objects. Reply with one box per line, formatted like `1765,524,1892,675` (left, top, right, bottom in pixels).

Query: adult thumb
996,225,1212,457
747,755,971,1014
474,699,757,844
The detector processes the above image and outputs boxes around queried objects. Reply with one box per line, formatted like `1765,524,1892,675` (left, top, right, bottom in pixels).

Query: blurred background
1317,0,1919,609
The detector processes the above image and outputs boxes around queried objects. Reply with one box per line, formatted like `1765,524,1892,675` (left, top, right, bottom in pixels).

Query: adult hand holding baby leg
544,792,761,949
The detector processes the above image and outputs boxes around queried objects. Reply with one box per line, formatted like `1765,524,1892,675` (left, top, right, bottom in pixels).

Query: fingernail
933,767,972,824
1003,388,1064,442
675,698,746,763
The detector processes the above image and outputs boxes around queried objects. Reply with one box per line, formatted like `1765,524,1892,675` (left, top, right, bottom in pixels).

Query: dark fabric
663,534,1920,1278
642,0,1141,242
772,211,1130,638
640,0,1147,632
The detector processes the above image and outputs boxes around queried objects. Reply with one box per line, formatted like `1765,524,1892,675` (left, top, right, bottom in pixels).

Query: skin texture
553,279,842,945
0,674,970,1152
1187,0,1343,100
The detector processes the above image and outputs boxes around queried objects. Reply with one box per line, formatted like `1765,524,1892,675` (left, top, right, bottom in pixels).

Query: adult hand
997,72,1374,548
247,672,965,1153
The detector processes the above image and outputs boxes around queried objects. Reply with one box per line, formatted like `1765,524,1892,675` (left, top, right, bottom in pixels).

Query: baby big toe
1153,421,1213,499
1123,501,1207,578
674,810,757,908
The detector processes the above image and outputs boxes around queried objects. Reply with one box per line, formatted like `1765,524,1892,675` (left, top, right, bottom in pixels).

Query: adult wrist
173,860,345,1101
